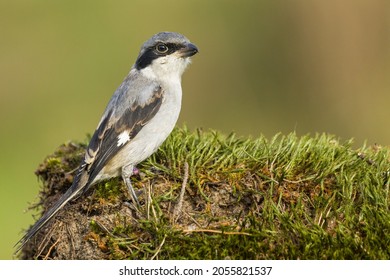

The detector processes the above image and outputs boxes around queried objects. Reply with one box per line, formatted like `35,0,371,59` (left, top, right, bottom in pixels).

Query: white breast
95,78,182,181
122,81,182,163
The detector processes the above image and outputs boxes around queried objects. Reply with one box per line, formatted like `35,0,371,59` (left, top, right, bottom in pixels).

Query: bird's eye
156,43,169,54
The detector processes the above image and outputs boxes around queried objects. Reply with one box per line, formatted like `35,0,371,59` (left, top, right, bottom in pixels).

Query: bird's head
135,32,198,80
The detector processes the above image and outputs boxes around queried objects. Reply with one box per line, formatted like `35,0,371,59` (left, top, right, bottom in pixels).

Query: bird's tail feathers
15,171,89,253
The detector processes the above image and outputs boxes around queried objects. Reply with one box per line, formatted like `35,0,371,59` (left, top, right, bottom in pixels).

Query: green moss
94,178,124,202
26,127,390,259
45,157,62,168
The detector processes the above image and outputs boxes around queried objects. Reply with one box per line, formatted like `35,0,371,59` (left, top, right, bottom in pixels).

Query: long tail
15,168,90,252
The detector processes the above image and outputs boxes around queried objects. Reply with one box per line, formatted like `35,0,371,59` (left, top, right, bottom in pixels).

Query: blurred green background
1,0,389,259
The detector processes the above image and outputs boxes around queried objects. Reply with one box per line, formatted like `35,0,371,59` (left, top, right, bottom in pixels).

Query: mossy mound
20,127,390,259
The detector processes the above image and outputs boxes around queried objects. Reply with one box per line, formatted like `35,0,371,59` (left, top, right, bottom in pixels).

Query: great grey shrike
16,31,198,250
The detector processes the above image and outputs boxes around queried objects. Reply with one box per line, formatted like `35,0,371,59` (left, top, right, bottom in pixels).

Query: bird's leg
121,164,140,207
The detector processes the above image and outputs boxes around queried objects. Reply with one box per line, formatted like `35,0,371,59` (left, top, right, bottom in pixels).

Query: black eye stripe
135,43,185,70
154,43,183,55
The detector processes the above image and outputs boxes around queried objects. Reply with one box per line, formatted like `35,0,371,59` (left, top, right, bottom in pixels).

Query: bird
16,31,198,251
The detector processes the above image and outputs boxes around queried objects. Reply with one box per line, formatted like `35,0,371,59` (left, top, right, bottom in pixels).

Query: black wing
83,85,164,187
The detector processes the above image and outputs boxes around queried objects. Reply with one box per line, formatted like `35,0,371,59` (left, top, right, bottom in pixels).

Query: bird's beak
179,43,199,58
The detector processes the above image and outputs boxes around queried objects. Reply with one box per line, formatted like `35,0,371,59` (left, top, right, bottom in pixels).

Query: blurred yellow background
1,0,389,259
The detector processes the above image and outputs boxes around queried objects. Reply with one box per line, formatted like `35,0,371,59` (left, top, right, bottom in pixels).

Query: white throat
140,56,191,84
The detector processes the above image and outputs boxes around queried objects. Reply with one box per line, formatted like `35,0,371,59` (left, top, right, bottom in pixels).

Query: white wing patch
117,131,130,147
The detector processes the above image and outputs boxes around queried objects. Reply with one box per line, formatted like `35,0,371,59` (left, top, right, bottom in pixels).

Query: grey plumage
16,31,198,251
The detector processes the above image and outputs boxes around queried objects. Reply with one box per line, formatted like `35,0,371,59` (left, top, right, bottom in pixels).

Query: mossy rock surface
20,128,390,259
